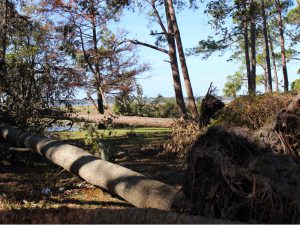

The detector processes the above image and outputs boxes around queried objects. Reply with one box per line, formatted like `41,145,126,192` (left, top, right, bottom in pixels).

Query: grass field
55,127,171,140
73,105,100,115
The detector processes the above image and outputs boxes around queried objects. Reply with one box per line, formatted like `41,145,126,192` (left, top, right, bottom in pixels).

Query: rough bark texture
140,0,187,118
0,123,186,211
262,0,273,92
91,2,105,115
72,113,174,128
275,0,289,92
165,0,199,121
0,208,229,224
163,1,187,118
242,3,251,94
250,0,257,94
97,92,104,114
0,0,8,65
269,31,279,92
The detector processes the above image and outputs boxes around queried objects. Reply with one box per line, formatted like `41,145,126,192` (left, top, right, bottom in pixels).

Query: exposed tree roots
183,126,300,223
199,85,224,127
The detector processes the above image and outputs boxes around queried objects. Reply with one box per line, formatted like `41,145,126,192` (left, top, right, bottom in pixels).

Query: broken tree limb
0,123,187,211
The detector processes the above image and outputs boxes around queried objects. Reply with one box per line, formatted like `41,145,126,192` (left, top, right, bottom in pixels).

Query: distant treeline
61,96,233,107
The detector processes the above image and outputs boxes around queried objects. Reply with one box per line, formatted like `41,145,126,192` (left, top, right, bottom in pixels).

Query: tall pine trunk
262,0,273,92
269,32,280,92
164,2,187,118
97,92,104,114
242,1,252,95
131,1,188,118
275,0,289,92
91,1,105,114
0,0,8,67
250,0,257,94
165,0,199,121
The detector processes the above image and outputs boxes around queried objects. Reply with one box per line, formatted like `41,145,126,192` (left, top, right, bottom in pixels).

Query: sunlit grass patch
55,127,171,140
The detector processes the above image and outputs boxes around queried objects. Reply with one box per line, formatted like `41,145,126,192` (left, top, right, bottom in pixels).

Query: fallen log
0,123,186,211
0,207,230,224
69,113,174,128
42,109,175,128
43,109,174,128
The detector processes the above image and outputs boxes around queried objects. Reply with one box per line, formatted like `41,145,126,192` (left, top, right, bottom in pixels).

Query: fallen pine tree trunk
0,123,186,211
43,109,175,128
69,113,174,128
0,207,230,224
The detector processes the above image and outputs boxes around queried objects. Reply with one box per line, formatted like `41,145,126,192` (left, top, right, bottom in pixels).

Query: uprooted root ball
183,126,300,223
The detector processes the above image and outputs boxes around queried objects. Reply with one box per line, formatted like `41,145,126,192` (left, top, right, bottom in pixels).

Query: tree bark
91,1,105,114
262,0,273,92
250,0,257,94
127,40,168,54
0,0,8,67
163,2,187,118
243,20,252,94
268,31,279,92
165,0,199,121
70,113,174,128
97,92,104,114
0,123,187,211
130,1,187,119
275,0,289,92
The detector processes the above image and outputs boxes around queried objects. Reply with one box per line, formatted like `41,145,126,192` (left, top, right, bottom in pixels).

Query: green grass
73,105,99,115
56,127,171,140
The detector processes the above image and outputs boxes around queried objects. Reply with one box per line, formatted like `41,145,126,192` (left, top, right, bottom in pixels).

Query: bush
163,118,207,158
164,93,296,158
218,93,294,129
81,123,114,162
113,92,179,118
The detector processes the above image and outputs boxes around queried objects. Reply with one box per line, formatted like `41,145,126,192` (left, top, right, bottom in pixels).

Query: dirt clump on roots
183,125,300,223
199,90,225,127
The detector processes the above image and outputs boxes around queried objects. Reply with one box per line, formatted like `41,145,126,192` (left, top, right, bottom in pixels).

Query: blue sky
103,2,300,98
70,2,300,99
114,5,240,97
